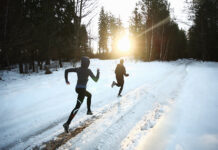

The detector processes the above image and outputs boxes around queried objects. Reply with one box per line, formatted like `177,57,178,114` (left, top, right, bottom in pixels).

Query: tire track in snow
120,103,168,150
120,62,190,150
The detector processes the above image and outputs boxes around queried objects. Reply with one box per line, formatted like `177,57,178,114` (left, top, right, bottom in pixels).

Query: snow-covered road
0,59,218,150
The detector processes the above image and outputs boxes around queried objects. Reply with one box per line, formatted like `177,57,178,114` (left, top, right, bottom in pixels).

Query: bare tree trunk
200,14,207,61
32,50,35,72
19,62,23,73
40,61,43,70
4,0,9,39
160,25,165,60
146,33,149,61
32,61,35,72
88,37,92,53
24,63,28,74
79,0,83,19
73,0,83,58
4,0,10,68
38,60,43,70
149,20,154,61
164,39,170,60
59,58,63,68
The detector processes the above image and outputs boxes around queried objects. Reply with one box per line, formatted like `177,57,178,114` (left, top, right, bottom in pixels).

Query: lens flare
117,36,130,52
117,31,131,52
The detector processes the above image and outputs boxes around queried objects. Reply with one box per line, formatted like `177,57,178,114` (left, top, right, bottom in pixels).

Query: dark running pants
66,88,92,125
115,76,124,96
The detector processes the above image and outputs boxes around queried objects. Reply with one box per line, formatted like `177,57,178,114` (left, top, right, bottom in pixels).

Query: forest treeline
98,0,217,61
0,0,217,74
0,0,96,73
188,0,217,61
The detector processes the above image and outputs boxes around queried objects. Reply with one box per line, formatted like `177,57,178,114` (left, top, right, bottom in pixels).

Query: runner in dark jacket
111,59,129,96
63,56,99,133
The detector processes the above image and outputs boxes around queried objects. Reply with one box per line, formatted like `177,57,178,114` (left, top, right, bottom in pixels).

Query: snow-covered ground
0,59,218,150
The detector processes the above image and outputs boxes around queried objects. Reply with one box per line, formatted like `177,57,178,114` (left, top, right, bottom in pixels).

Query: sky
85,0,192,52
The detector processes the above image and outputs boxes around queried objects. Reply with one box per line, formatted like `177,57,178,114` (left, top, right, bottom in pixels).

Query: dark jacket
65,57,99,88
115,64,127,81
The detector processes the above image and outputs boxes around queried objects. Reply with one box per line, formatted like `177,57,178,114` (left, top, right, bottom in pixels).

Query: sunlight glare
117,32,131,52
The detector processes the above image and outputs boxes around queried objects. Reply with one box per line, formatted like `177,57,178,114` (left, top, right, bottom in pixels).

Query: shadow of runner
33,115,100,150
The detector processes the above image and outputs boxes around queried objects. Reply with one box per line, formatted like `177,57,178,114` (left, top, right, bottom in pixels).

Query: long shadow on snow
32,115,100,150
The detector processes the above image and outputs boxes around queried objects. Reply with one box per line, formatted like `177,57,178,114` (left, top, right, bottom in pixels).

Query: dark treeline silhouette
98,0,217,61
188,0,218,61
0,0,96,73
98,7,124,57
97,0,187,60
129,0,187,61
130,0,218,61
0,0,217,74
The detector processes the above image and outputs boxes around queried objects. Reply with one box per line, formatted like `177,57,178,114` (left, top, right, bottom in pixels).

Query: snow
136,62,218,150
0,59,218,150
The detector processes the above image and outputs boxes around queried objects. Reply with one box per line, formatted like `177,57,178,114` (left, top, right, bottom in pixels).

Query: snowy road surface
0,59,218,150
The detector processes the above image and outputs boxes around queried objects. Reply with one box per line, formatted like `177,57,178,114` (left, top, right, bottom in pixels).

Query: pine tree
108,14,124,53
129,4,145,59
0,0,96,72
98,7,109,54
129,0,188,61
188,0,218,61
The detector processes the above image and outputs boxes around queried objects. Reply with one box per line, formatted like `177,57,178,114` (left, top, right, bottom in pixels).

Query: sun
117,32,131,52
